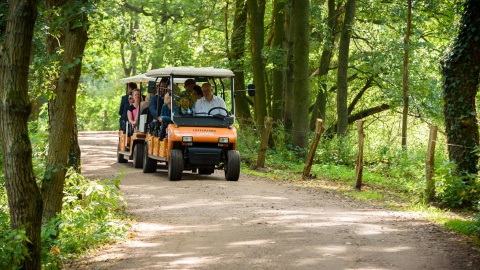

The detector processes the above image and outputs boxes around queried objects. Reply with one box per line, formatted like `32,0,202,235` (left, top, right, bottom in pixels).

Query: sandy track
75,131,479,270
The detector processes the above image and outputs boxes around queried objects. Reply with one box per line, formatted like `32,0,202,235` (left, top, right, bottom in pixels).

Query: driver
194,83,227,116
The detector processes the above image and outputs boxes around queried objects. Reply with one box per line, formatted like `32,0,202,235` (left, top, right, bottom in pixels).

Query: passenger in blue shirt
159,91,175,140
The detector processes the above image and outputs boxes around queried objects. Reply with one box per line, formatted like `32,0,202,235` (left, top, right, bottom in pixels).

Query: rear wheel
117,142,127,163
225,150,240,181
133,143,144,168
168,149,183,181
143,143,156,173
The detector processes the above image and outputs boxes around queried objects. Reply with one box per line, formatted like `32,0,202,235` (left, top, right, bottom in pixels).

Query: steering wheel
208,107,229,116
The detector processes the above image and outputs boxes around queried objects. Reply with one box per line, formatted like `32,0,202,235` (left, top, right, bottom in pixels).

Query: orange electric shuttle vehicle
117,73,155,168
141,66,255,181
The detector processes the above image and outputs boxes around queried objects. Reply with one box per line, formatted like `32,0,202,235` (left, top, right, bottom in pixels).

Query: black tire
143,143,156,173
168,149,183,181
133,143,144,168
117,142,127,163
225,150,240,181
198,168,213,175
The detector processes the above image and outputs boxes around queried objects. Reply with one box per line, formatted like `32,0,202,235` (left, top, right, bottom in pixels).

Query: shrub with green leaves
41,169,129,268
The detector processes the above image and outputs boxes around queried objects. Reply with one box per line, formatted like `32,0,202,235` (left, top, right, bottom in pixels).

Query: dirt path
75,131,479,269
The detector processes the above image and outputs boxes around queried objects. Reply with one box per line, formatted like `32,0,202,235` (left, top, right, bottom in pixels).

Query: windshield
166,76,235,128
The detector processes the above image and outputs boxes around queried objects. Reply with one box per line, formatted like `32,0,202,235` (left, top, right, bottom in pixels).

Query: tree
271,0,286,124
41,0,90,222
247,0,268,131
0,1,43,268
336,0,356,136
291,0,309,148
284,1,294,134
228,0,251,121
441,0,480,180
401,0,412,149
310,0,340,131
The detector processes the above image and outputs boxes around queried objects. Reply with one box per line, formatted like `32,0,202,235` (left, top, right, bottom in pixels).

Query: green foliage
0,168,128,269
435,164,480,208
40,170,128,268
0,225,30,270
0,166,29,270
444,216,480,238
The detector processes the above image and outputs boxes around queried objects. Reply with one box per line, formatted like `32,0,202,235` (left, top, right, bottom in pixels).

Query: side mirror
148,81,156,94
247,84,256,97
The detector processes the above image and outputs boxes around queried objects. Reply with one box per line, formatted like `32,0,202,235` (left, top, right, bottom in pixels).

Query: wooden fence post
256,116,273,168
302,119,324,179
425,125,438,203
355,120,365,191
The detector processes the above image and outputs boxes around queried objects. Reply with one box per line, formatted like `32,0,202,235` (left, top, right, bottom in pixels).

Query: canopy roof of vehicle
119,73,155,83
146,66,235,78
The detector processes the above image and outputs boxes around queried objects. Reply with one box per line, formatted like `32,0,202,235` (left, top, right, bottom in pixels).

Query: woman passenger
127,89,142,129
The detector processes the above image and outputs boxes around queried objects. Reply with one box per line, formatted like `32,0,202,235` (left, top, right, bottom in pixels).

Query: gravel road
75,131,480,270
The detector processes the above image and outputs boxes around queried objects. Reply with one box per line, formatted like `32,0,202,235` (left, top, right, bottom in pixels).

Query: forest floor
72,131,480,270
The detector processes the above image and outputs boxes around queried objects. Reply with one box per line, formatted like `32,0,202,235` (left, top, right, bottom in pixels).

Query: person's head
128,94,134,104
192,85,203,101
201,83,213,101
179,96,190,109
132,89,141,103
184,79,196,93
164,91,171,105
128,82,137,93
157,78,169,95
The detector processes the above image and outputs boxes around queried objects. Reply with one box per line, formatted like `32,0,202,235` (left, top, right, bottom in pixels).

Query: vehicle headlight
182,136,193,142
218,137,229,143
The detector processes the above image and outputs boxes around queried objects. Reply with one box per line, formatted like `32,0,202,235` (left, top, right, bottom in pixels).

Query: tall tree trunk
120,10,139,77
271,0,286,124
441,0,480,180
401,0,412,149
336,0,356,136
310,0,339,131
284,1,294,135
0,1,43,268
247,0,267,131
42,0,89,222
229,0,251,121
292,0,309,148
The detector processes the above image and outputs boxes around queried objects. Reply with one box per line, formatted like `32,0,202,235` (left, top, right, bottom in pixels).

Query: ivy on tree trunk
441,0,480,183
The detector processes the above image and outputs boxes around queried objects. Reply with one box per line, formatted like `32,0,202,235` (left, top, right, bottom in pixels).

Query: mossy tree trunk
229,0,251,121
291,0,310,149
0,1,43,268
441,0,480,182
247,0,268,132
42,0,89,222
271,0,286,125
336,0,356,136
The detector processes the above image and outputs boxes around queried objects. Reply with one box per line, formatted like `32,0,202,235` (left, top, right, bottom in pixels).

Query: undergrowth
0,128,130,269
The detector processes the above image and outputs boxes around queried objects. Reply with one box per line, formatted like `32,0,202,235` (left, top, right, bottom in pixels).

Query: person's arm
127,106,135,126
119,95,125,116
160,104,172,122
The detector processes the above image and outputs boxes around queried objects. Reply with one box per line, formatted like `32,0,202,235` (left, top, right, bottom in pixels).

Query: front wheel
133,143,144,168
225,150,240,181
143,143,156,173
117,142,127,163
168,149,184,181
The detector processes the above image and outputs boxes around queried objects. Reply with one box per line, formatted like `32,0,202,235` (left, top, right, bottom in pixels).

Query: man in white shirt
194,83,228,116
